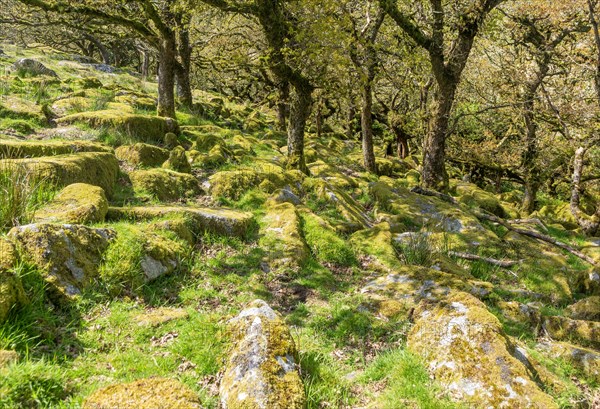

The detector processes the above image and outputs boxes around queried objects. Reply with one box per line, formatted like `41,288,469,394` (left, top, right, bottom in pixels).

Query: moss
0,118,36,135
0,152,119,197
0,238,26,323
565,296,600,321
132,307,189,327
376,157,409,177
408,291,558,408
538,203,579,230
0,350,18,368
455,182,507,218
0,139,112,159
106,205,254,239
209,169,300,201
114,94,157,110
405,169,421,186
260,202,309,271
34,183,108,224
115,143,169,168
187,131,223,152
300,210,356,266
8,223,115,303
83,378,201,409
221,300,305,409
496,301,541,327
162,146,191,173
57,110,178,143
99,223,187,295
350,223,401,270
164,132,180,149
129,168,201,202
542,315,600,348
75,77,103,89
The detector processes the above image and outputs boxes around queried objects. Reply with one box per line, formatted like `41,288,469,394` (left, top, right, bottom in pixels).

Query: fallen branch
448,251,521,268
410,186,458,204
474,211,597,267
508,218,548,232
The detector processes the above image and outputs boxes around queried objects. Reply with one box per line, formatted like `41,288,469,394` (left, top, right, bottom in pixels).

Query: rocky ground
0,44,599,408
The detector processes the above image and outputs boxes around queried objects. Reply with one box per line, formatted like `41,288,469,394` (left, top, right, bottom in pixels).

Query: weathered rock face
220,300,305,409
129,168,202,202
209,169,302,201
0,238,26,323
408,291,557,409
260,203,308,271
162,146,191,174
83,378,201,409
12,58,58,77
115,143,169,168
8,224,115,303
565,296,600,321
34,183,108,224
538,341,600,382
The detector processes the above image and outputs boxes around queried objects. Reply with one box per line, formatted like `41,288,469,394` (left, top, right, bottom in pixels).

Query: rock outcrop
408,291,557,408
115,143,169,168
220,300,305,409
8,224,115,302
0,238,26,322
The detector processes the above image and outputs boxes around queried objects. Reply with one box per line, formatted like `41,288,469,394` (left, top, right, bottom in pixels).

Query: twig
508,218,548,232
448,251,520,268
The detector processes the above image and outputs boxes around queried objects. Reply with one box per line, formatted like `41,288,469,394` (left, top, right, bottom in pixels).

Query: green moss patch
34,183,108,224
129,168,201,202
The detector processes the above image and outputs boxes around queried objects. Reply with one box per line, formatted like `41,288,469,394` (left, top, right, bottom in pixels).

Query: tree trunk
287,83,312,174
276,81,290,132
570,146,600,235
422,83,456,190
521,90,541,214
393,127,409,159
316,98,323,138
175,27,193,109
141,50,150,79
157,36,177,119
346,102,356,139
361,82,377,173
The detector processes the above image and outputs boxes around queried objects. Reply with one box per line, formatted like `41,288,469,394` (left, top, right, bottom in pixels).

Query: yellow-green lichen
83,378,201,409
129,168,201,202
115,143,169,168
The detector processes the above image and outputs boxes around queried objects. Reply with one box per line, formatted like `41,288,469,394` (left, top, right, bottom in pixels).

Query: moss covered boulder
83,378,201,409
0,238,26,323
542,315,600,348
8,224,115,303
163,146,191,173
0,152,119,197
455,182,507,218
220,300,305,409
106,205,254,239
57,110,178,143
129,168,201,202
408,291,557,408
209,168,302,201
260,203,309,271
115,143,169,168
35,183,108,224
565,296,600,321
0,139,111,159
99,224,188,294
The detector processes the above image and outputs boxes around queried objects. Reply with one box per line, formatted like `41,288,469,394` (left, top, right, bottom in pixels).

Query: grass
362,348,464,409
0,161,55,232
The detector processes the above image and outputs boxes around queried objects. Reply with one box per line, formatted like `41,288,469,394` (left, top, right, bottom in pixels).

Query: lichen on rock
34,183,108,224
220,299,305,409
8,223,115,303
408,291,558,408
83,378,201,409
